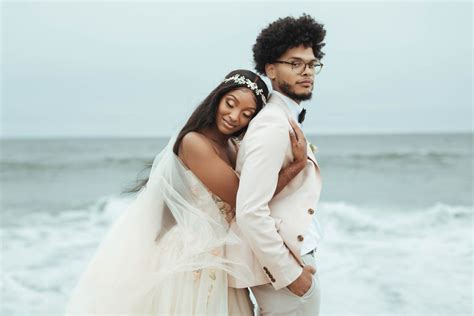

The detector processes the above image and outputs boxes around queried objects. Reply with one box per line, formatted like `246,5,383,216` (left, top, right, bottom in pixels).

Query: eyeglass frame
273,59,324,74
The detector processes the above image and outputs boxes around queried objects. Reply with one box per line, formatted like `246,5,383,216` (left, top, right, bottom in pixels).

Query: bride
65,69,307,315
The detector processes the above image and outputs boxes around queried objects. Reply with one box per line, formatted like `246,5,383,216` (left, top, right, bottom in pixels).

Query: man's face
266,45,317,103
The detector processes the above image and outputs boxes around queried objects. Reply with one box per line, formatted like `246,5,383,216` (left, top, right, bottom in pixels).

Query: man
227,14,326,315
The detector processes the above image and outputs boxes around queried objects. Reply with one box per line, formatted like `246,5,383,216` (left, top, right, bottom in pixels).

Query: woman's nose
228,110,239,122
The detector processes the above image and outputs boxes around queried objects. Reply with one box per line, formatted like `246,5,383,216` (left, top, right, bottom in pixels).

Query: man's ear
265,64,276,80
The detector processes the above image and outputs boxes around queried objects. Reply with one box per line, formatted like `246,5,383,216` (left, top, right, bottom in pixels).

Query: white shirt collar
272,90,303,124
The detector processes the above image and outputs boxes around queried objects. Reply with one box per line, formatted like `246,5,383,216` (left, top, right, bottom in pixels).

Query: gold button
308,208,315,215
297,235,304,242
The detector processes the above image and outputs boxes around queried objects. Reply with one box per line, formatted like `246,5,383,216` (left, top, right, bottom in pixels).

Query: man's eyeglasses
274,60,323,75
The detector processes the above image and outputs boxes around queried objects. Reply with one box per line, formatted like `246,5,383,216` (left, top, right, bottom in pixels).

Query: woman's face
215,88,257,135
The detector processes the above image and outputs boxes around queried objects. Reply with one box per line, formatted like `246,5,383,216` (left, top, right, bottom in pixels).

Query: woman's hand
273,119,308,196
289,119,307,170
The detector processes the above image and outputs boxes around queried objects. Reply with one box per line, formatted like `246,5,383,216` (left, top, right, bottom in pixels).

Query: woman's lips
222,118,236,129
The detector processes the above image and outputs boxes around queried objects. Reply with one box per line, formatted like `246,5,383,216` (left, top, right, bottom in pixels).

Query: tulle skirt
65,208,253,315
66,136,253,315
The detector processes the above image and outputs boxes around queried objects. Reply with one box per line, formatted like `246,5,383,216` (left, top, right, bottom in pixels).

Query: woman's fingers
294,124,305,143
289,119,307,148
289,129,297,146
288,119,300,141
289,119,306,142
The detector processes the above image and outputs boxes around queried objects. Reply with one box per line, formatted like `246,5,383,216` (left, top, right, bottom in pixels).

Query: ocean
1,133,472,315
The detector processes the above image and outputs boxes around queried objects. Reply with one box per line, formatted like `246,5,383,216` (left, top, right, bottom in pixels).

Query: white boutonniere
309,142,318,154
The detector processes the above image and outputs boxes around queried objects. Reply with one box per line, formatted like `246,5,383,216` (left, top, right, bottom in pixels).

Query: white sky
1,1,472,138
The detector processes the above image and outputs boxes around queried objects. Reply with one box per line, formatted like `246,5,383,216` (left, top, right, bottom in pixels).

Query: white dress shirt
272,91,324,255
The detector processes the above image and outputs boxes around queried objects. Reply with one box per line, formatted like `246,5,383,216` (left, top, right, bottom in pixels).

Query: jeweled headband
223,74,267,105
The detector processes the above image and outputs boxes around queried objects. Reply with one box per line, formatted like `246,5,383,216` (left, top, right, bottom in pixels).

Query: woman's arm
273,119,307,195
227,120,307,198
180,132,241,209
180,122,306,210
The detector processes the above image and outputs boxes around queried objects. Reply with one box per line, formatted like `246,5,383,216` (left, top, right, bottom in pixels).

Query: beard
278,80,313,102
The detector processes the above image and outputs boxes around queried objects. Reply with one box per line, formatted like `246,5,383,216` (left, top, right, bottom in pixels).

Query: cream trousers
251,252,321,316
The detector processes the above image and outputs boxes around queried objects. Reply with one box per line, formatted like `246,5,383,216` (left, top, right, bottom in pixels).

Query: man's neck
272,88,301,105
273,89,301,106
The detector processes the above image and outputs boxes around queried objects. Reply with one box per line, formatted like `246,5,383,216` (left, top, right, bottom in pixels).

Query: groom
227,14,326,315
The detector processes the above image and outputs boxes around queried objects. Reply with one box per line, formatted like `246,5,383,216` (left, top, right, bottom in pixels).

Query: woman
66,69,307,315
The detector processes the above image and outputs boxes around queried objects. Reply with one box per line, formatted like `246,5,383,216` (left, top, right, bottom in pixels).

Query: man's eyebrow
288,57,318,62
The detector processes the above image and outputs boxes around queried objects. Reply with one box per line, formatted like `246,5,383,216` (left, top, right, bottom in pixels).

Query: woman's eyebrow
227,94,238,103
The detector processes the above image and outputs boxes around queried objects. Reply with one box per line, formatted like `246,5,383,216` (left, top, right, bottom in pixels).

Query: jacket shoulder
249,103,288,129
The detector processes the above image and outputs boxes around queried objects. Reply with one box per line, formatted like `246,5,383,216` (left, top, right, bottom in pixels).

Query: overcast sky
1,1,472,138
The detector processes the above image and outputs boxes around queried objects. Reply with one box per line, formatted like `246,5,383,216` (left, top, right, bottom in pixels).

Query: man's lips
297,81,313,89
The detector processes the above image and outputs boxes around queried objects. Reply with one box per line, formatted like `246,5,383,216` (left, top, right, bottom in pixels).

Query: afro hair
253,14,326,75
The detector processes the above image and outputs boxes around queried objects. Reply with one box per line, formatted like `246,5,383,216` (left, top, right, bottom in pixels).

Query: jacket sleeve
235,114,303,290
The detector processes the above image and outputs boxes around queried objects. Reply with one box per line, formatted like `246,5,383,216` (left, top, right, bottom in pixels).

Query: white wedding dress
65,136,253,315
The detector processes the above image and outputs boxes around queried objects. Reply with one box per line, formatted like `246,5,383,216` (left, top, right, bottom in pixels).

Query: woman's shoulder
181,132,213,151
180,132,217,162
181,131,205,143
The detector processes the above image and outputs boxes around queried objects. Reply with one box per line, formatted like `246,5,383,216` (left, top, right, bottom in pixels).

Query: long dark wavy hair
122,69,269,194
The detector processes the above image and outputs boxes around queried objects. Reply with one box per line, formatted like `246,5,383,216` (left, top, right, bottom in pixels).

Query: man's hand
287,265,316,297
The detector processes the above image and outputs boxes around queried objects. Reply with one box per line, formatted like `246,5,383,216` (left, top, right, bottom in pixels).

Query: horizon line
1,129,472,140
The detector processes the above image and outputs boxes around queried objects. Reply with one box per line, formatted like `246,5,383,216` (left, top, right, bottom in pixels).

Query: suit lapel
307,142,320,171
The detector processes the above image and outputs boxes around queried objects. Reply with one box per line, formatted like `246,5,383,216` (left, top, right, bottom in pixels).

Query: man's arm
236,116,302,290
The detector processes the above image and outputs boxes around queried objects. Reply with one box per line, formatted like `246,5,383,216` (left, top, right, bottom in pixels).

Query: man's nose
301,64,313,77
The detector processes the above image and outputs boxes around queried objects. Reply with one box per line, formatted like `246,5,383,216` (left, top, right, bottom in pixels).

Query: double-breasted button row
263,266,276,283
296,209,316,242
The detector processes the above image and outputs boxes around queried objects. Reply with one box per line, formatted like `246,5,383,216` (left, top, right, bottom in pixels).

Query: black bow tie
298,108,306,124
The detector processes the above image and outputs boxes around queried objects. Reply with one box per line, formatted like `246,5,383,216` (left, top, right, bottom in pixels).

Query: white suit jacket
226,93,322,290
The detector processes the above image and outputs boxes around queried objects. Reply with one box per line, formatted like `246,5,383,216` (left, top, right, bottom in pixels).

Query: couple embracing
66,14,326,316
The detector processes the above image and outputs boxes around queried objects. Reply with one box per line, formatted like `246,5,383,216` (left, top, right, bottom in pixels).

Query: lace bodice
209,192,235,224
